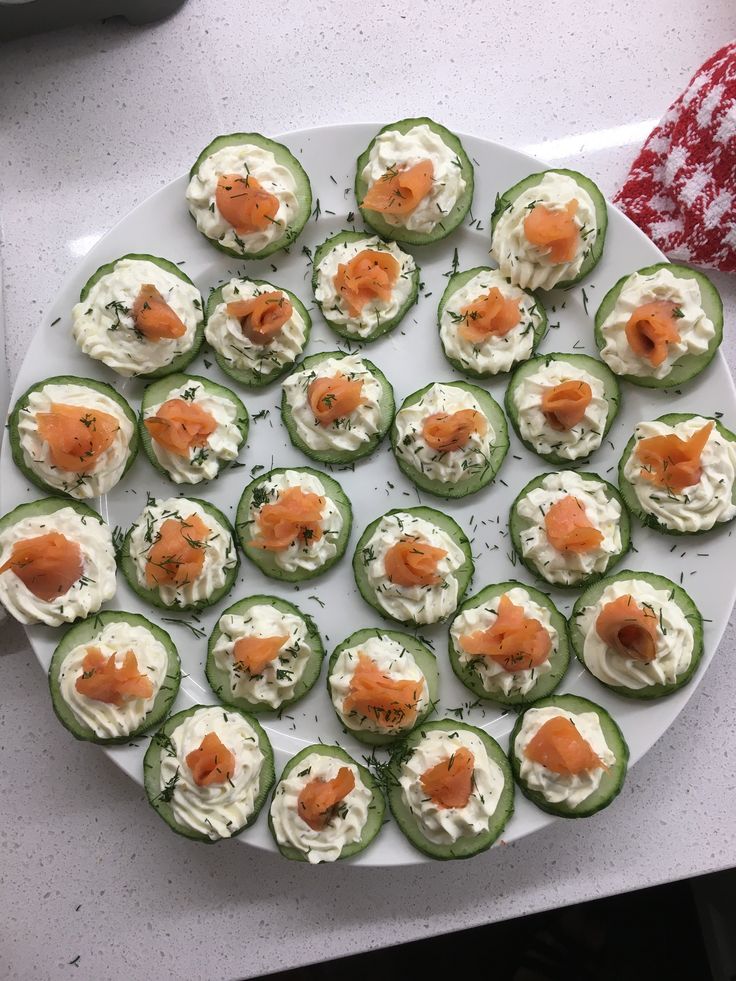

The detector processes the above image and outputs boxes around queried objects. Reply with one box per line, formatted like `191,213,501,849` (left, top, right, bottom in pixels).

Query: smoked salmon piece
75,646,154,705
524,715,604,775
544,496,603,554
458,288,521,343
420,746,475,809
131,284,187,341
334,250,400,318
384,539,447,587
144,398,217,457
523,200,579,263
541,380,593,431
596,594,659,662
308,373,365,426
460,594,552,672
361,160,434,216
232,633,289,675
297,766,355,830
635,421,713,493
145,514,210,588
185,731,235,787
0,531,83,601
251,485,325,552
422,409,487,453
226,291,293,345
37,403,119,473
625,301,680,367
215,172,279,234
342,652,421,729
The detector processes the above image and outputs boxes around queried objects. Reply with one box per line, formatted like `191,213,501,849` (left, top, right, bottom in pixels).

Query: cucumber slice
504,352,621,465
78,253,204,379
268,743,385,862
491,169,608,289
281,351,395,465
143,704,275,843
311,230,420,342
354,116,475,246
391,380,508,498
593,263,724,388
617,413,736,536
352,506,474,626
205,594,325,713
187,132,312,260
204,278,312,388
568,570,704,699
509,693,629,818
448,581,570,706
236,467,352,582
120,498,239,611
386,719,514,860
509,471,631,589
7,374,139,498
326,628,439,745
48,610,181,744
138,372,249,483
437,266,548,379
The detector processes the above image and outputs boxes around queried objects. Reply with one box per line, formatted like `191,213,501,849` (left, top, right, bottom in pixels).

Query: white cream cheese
623,415,736,532
491,172,597,291
72,258,201,377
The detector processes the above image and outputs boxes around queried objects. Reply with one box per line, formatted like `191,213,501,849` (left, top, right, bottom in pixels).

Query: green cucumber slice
268,743,385,862
326,628,439,745
386,719,514,860
448,581,570,706
205,594,325,713
593,263,724,388
143,704,275,843
354,116,474,246
509,693,629,818
48,610,181,744
236,467,352,582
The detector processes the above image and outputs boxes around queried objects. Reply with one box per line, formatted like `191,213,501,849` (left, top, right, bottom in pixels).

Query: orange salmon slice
37,402,119,473
186,731,235,787
232,634,289,675
635,421,713,493
541,380,593,431
342,652,421,729
226,291,293,345
420,746,475,809
144,398,217,457
459,287,521,343
384,539,447,587
308,373,365,426
524,715,604,775
361,160,434,216
297,766,355,830
0,531,83,601
333,250,400,318
215,172,279,234
75,646,154,704
596,593,659,662
625,301,681,367
251,485,325,552
523,199,579,263
145,513,210,588
422,408,487,453
460,593,551,672
131,284,187,340
544,495,604,554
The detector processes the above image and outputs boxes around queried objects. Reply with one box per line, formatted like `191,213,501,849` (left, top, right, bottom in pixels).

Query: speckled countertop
1,3,735,979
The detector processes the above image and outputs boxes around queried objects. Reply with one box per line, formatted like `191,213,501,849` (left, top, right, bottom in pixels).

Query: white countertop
2,3,735,979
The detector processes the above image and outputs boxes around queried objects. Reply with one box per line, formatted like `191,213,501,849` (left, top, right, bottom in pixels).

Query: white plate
3,123,735,866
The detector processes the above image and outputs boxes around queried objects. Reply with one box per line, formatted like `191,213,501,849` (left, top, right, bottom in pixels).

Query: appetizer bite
139,373,248,484
491,169,607,290
120,497,238,610
0,498,116,626
8,375,138,499
144,704,274,842
505,353,620,464
186,132,312,259
387,719,514,860
438,266,548,378
594,263,723,388
570,571,703,699
449,581,569,706
509,694,628,817
236,467,352,582
48,611,180,743
206,595,324,713
205,277,311,387
327,628,438,745
269,744,385,864
618,413,736,535
391,380,508,498
312,231,419,342
281,351,394,464
509,471,630,588
352,507,473,626
355,116,474,246
72,254,204,378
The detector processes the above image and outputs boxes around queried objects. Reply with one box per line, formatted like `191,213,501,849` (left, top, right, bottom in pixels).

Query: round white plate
3,123,735,866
